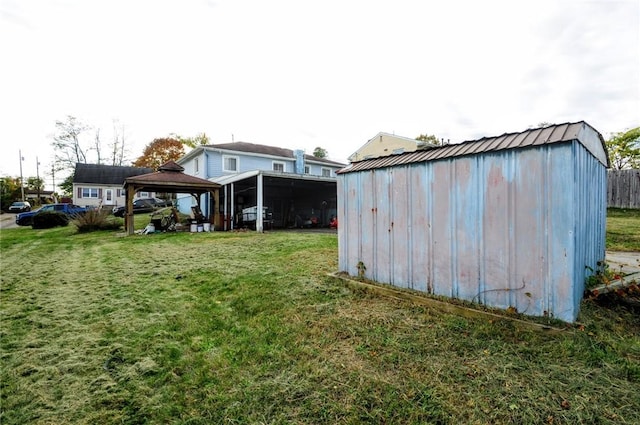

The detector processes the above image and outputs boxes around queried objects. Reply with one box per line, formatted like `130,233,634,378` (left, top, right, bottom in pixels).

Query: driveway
0,213,20,230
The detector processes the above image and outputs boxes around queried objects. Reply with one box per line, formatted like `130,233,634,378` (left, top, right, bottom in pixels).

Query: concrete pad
605,251,640,274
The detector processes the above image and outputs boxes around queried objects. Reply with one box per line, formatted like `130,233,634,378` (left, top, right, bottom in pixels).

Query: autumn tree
133,138,185,170
416,134,440,145
0,176,23,206
26,176,45,191
176,132,211,149
606,127,640,170
313,147,328,158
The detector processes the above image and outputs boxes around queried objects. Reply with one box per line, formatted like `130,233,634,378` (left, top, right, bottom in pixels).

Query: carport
123,161,221,235
212,170,338,232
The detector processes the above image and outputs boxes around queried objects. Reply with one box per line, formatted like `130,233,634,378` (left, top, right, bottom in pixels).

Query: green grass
606,208,640,251
1,217,639,424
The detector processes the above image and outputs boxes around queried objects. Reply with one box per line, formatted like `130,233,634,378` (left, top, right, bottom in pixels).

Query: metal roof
338,121,608,174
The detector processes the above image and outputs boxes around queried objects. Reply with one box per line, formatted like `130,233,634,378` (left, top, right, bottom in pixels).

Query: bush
32,211,69,229
72,208,122,233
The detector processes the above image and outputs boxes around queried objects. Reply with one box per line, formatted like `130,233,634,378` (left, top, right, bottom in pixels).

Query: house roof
338,121,608,174
202,141,346,167
348,132,427,161
73,163,154,185
124,160,221,193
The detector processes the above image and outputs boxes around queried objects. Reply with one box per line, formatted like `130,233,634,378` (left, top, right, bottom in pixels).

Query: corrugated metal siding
338,142,606,323
572,141,608,314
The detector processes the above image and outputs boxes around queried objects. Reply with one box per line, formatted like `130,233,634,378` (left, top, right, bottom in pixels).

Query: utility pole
36,157,41,205
51,163,57,203
19,150,25,201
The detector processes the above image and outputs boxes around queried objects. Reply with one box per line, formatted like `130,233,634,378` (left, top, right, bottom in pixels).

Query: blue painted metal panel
337,138,607,323
374,170,391,284
409,165,430,293
391,167,411,288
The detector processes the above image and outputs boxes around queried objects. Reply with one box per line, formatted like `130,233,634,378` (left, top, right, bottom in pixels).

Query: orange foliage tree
133,138,185,170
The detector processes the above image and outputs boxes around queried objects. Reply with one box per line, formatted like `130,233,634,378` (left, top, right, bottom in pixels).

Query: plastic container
203,223,211,232
197,225,204,232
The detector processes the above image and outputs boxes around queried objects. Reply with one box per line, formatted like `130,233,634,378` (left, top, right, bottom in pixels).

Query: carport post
256,173,263,232
230,183,235,230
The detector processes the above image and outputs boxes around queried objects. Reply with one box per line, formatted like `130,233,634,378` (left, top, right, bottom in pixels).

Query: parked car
16,203,87,226
112,198,172,217
8,201,31,213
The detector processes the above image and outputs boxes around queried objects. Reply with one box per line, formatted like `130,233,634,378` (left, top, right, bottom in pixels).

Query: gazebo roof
124,160,221,193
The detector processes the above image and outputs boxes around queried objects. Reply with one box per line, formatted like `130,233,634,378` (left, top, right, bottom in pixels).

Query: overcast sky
1,0,638,190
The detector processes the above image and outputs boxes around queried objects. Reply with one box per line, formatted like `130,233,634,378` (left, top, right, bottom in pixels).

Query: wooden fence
608,169,640,209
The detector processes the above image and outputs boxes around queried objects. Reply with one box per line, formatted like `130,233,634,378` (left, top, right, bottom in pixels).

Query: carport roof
124,160,221,193
212,170,338,186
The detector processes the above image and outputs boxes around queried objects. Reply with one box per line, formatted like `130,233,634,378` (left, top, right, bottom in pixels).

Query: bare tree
94,128,102,164
109,119,129,166
52,115,90,171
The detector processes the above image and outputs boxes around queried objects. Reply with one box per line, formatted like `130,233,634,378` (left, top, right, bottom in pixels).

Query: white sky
1,0,638,190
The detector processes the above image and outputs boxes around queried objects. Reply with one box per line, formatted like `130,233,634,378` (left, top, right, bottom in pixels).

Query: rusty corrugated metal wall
338,141,607,323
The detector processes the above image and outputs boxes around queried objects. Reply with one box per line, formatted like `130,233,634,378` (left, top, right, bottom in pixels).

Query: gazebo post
126,187,135,235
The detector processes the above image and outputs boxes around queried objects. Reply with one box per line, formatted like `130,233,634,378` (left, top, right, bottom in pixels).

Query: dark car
112,198,172,217
16,203,87,226
8,201,31,213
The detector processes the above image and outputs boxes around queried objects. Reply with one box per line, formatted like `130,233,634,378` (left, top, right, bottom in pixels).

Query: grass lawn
606,208,640,251
1,214,639,424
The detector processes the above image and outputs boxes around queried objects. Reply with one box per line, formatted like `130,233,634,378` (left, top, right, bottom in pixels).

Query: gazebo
123,160,221,235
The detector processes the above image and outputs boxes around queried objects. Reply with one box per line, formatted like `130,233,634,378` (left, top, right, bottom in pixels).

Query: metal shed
337,122,609,322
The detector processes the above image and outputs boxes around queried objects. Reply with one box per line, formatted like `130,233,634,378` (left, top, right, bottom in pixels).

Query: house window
223,155,239,172
117,189,125,197
272,161,285,172
304,165,310,174
321,168,331,177
81,188,99,198
195,158,199,173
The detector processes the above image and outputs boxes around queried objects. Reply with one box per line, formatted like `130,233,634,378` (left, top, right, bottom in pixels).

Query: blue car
16,203,87,226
